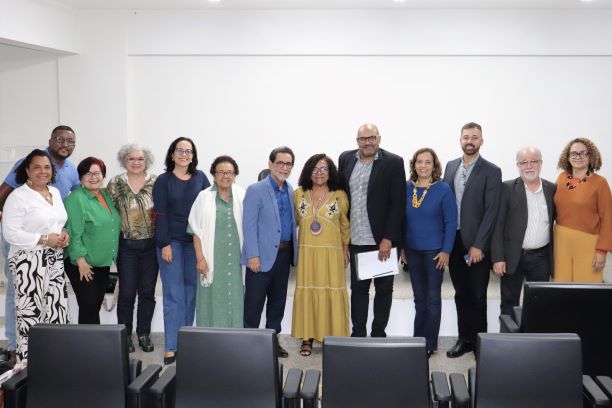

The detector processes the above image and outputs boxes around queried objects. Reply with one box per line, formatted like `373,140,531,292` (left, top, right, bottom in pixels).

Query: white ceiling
53,0,612,10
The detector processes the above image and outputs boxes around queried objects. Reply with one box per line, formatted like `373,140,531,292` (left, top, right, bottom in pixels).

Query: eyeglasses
52,136,76,146
85,171,103,178
312,166,329,174
175,148,193,156
356,135,378,144
517,160,541,167
215,170,235,177
274,161,293,169
127,157,145,162
569,151,589,159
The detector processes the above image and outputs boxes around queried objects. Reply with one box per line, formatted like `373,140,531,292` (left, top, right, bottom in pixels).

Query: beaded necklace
566,172,589,190
411,179,431,208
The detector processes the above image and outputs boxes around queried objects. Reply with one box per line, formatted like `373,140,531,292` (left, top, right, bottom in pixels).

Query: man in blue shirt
241,146,298,358
0,125,80,364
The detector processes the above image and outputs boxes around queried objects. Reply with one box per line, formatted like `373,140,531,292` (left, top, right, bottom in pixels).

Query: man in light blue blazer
241,146,298,358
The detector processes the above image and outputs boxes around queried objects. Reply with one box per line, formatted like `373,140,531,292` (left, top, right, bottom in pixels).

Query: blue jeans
157,240,197,352
1,233,16,349
406,248,443,351
117,238,158,336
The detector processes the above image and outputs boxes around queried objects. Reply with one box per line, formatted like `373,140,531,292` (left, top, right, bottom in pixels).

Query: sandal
300,339,313,357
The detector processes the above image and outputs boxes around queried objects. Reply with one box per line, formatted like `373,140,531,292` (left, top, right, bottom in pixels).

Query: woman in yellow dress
292,153,350,356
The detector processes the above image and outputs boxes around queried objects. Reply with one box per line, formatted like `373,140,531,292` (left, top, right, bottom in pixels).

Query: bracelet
41,234,48,246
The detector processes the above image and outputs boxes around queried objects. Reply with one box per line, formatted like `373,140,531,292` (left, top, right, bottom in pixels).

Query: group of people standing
0,122,609,364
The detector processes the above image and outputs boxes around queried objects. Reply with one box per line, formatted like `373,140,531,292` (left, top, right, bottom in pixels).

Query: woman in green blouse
65,157,121,324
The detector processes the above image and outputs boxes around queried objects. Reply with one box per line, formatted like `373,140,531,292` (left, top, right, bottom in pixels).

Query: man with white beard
491,147,556,316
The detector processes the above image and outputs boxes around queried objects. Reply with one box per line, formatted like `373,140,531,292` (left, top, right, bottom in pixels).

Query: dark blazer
338,148,407,246
443,155,502,252
491,177,556,275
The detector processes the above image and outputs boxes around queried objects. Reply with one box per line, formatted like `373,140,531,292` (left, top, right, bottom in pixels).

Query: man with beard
0,125,79,365
491,147,555,316
338,123,406,337
241,146,298,358
443,122,501,358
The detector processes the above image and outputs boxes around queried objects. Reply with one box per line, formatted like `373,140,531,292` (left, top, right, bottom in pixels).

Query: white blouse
2,184,68,258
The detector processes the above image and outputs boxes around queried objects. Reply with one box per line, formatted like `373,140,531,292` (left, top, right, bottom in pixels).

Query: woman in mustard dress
292,153,350,356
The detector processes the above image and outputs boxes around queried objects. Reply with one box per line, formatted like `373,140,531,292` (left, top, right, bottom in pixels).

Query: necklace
566,172,589,190
412,179,431,208
308,188,329,235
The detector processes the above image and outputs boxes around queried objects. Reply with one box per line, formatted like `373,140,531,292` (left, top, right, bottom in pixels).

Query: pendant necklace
309,188,329,235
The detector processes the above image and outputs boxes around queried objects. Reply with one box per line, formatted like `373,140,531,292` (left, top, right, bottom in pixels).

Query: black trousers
243,246,291,334
349,244,395,337
500,248,551,316
65,258,109,324
448,231,491,345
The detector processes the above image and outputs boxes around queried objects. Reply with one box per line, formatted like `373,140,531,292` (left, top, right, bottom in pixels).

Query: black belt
278,241,292,249
521,245,548,255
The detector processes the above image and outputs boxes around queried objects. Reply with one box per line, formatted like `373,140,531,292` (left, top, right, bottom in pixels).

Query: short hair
210,155,240,176
51,125,75,136
409,148,442,182
14,149,56,185
461,122,482,133
297,153,340,191
164,137,199,175
515,147,542,163
269,146,295,164
77,157,107,179
117,144,154,170
557,137,602,173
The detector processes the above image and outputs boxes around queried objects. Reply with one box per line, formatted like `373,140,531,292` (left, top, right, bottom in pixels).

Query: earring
27,179,33,186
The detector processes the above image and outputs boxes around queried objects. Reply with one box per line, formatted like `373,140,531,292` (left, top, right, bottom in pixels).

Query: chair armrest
150,366,176,408
430,371,451,408
300,369,321,408
512,306,523,328
595,376,612,398
282,368,303,408
583,375,611,407
129,358,143,382
127,364,163,408
449,373,470,408
499,314,520,333
1,368,28,408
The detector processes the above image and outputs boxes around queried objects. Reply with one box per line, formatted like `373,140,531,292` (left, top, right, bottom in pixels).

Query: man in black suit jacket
443,122,501,358
491,147,555,316
338,123,406,337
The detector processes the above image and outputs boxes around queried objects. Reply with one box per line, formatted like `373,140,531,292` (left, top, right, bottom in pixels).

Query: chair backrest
521,282,612,376
175,327,281,408
322,336,430,408
474,333,582,408
27,324,131,408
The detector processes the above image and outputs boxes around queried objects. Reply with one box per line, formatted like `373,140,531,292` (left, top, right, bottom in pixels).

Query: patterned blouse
107,172,157,240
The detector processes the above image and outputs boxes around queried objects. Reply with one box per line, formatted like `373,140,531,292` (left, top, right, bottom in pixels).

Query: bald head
516,147,542,162
355,123,381,160
357,123,379,137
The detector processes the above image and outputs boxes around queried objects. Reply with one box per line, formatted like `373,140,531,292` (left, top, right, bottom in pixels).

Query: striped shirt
349,151,378,245
522,181,550,249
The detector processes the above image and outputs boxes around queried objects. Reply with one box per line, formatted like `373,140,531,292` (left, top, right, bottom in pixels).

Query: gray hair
516,146,542,162
117,143,154,170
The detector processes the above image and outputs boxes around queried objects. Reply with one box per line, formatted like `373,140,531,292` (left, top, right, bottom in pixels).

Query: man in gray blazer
491,147,555,316
443,122,502,358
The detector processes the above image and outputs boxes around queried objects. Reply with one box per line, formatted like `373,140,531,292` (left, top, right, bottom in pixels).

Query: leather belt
521,245,548,255
278,241,292,249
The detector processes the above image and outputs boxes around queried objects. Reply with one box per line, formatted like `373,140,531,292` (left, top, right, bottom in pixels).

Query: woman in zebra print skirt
1,149,70,361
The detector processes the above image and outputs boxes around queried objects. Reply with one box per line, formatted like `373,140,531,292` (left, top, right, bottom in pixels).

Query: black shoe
427,350,435,359
446,339,474,358
127,338,136,353
277,345,289,358
138,335,154,352
164,352,176,365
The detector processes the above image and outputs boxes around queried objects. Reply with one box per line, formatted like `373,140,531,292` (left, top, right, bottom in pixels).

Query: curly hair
117,144,154,170
209,155,239,176
14,149,57,185
557,137,602,173
409,148,442,182
298,154,340,191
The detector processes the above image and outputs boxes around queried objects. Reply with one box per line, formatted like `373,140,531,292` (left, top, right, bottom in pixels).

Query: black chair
300,336,450,408
500,282,612,377
150,327,301,408
1,324,161,408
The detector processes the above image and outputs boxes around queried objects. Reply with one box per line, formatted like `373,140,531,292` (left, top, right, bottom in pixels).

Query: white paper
356,247,399,280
